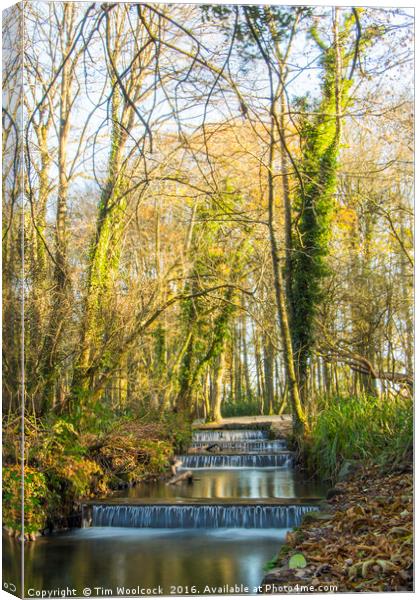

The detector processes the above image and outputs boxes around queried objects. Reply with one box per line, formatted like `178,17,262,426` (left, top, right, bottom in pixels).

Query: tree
291,9,356,401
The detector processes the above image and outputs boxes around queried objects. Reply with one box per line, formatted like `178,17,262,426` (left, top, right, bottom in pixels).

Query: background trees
3,3,413,433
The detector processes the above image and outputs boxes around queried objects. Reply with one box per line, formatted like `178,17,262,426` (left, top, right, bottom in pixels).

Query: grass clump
305,393,413,480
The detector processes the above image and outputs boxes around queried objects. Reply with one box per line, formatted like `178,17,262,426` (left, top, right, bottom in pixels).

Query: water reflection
2,535,22,597
114,468,325,500
2,469,325,596
3,528,286,596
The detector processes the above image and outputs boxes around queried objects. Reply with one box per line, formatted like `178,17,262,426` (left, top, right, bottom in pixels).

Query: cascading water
177,452,294,469
86,427,312,534
92,503,317,529
190,440,287,452
192,430,268,442
12,424,323,596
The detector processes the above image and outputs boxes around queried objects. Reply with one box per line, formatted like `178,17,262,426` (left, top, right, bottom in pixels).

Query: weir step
190,440,287,452
177,452,294,469
88,503,319,529
187,447,288,455
192,430,269,442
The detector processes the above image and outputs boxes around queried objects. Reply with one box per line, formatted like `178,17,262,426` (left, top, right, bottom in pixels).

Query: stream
3,427,324,596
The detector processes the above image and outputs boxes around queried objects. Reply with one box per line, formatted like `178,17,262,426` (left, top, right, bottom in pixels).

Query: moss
291,14,356,387
176,188,252,413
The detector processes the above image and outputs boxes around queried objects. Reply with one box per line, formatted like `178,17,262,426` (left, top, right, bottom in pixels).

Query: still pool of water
113,468,326,500
3,528,286,596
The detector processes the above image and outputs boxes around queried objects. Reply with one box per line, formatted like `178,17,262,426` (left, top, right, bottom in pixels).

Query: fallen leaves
348,558,398,580
288,554,307,569
262,463,413,592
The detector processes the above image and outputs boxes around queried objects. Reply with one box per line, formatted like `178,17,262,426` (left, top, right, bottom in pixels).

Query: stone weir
192,429,269,442
190,440,287,452
83,426,320,540
177,452,294,469
84,499,320,529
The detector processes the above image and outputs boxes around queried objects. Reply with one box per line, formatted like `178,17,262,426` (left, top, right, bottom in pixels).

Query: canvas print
2,1,413,597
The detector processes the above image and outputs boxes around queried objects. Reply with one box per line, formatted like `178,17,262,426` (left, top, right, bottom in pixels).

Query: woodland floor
262,463,413,593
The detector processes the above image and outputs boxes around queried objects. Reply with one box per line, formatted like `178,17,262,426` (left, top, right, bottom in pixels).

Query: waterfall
177,453,293,469
190,440,287,452
92,503,317,529
85,425,318,537
192,430,268,442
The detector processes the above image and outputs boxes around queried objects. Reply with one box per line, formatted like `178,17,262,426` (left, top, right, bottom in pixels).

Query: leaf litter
263,463,413,592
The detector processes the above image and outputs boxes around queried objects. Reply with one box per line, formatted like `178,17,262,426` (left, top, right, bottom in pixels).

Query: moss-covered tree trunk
291,9,355,402
67,8,155,417
263,336,274,415
70,116,128,413
176,288,235,418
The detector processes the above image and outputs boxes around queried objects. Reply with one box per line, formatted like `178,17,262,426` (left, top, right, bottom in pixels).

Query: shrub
160,411,192,453
93,420,174,484
2,411,187,532
3,416,108,532
3,465,49,533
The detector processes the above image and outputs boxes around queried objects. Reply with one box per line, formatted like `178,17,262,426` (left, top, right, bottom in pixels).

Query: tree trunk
209,352,225,422
242,312,252,401
267,120,307,435
263,337,274,415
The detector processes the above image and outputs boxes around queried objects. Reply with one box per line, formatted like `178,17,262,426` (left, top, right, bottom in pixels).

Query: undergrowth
222,396,261,417
222,394,285,417
304,393,413,480
2,410,191,535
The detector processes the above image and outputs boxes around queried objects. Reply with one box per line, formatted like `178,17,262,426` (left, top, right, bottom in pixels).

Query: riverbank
261,461,413,592
2,412,191,538
4,424,322,597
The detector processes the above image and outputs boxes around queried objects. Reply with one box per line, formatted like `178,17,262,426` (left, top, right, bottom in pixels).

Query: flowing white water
177,452,294,469
192,430,268,441
190,440,287,451
91,503,317,528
